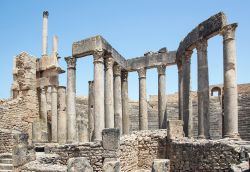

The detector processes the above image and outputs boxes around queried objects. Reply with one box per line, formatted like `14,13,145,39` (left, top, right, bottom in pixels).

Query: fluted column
138,68,148,130
88,81,94,141
104,56,115,128
57,86,67,144
197,40,210,139
222,24,239,138
65,56,77,143
93,50,105,141
51,86,58,142
178,65,183,121
114,64,123,134
157,65,167,129
182,50,193,137
40,87,48,142
121,71,129,134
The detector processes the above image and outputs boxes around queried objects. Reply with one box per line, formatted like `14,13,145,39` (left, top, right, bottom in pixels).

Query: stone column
182,50,193,137
178,64,183,121
104,56,115,128
40,87,48,142
157,65,167,129
121,71,129,134
88,81,94,141
42,11,49,55
114,64,123,134
51,86,58,142
138,68,148,130
222,24,239,138
57,86,67,144
93,50,105,141
65,56,77,143
197,40,210,139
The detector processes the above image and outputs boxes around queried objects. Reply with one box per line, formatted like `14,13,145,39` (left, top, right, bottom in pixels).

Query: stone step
0,159,12,164
0,170,13,172
0,164,13,170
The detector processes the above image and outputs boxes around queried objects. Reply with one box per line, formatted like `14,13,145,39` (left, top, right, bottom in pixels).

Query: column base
223,133,240,139
198,135,206,139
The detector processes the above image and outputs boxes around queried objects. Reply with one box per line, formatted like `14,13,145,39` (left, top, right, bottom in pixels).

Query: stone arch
211,86,222,96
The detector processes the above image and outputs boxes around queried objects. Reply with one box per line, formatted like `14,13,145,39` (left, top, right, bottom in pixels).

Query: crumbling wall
0,129,17,153
0,52,39,145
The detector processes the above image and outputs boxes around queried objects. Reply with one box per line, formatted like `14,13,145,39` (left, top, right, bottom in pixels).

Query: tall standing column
57,86,67,144
182,51,193,137
121,71,129,134
40,87,48,142
65,57,77,143
51,86,58,142
222,24,239,138
138,68,148,130
104,56,114,128
178,64,183,121
197,40,210,139
114,64,123,134
93,51,105,141
42,11,49,55
157,65,167,129
88,81,94,141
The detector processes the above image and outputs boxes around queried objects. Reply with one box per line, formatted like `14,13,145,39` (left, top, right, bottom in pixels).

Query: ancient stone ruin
0,11,250,171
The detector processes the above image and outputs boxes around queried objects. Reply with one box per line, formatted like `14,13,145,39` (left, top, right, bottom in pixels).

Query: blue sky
0,1,249,100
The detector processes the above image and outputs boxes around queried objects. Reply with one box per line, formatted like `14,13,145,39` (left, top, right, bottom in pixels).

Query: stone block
102,128,120,150
103,158,121,172
67,157,93,172
152,159,170,172
167,120,184,140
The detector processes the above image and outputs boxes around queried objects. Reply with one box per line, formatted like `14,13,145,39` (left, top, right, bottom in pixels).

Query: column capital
157,65,166,75
196,39,208,53
43,11,49,17
121,71,128,82
93,50,105,64
113,64,121,76
222,23,238,42
137,68,147,79
104,56,114,70
65,56,77,69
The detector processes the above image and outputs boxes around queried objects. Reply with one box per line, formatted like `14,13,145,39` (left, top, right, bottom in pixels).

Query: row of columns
178,24,238,139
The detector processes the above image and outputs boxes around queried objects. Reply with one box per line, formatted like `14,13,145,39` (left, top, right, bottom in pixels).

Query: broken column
196,40,210,139
88,81,94,141
65,56,77,143
93,50,105,141
222,24,239,138
157,65,167,129
42,11,49,56
114,64,122,133
121,71,129,134
104,56,115,128
138,68,148,130
57,86,67,144
40,87,48,142
51,86,58,142
182,50,193,137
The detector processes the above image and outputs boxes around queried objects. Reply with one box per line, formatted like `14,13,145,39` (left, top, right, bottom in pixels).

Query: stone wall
0,129,18,153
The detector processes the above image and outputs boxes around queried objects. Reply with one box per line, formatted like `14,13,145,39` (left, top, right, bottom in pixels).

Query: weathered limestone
103,159,121,172
93,50,105,141
88,81,94,141
57,86,67,144
222,24,239,138
121,71,129,134
104,56,115,128
67,157,93,172
152,159,170,172
65,57,77,143
167,120,184,140
102,128,120,150
197,40,210,139
138,68,148,130
42,11,49,55
52,35,58,54
40,87,48,142
157,65,167,129
114,64,123,133
178,65,183,121
182,50,193,137
51,86,58,142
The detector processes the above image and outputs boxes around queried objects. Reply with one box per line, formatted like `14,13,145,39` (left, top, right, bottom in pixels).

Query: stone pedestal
114,64,122,133
40,87,48,142
157,65,167,129
121,71,129,134
58,86,67,144
65,57,77,143
51,86,58,142
197,40,210,139
93,51,105,141
104,56,114,128
167,120,184,140
222,24,239,138
138,68,148,130
88,81,94,141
